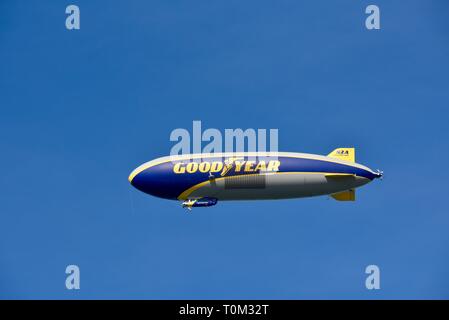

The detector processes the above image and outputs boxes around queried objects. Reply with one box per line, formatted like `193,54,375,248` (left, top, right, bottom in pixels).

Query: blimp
128,148,382,210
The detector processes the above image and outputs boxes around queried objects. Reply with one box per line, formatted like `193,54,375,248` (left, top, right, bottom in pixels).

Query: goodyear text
173,160,281,176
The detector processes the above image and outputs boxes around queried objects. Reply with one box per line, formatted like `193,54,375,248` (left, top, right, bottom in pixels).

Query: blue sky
1,0,449,299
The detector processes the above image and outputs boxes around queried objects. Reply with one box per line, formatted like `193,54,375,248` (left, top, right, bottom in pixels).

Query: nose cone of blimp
128,166,147,193
128,161,181,200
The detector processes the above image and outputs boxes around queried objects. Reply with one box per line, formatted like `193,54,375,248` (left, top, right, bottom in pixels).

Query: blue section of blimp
281,157,377,180
130,156,376,200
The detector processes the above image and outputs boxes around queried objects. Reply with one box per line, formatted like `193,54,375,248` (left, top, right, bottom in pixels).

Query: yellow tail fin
327,147,355,163
331,189,355,201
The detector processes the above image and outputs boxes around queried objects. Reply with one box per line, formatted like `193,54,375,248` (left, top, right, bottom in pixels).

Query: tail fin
331,189,355,201
327,148,355,163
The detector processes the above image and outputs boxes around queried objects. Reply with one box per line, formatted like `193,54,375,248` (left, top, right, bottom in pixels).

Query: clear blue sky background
1,1,448,299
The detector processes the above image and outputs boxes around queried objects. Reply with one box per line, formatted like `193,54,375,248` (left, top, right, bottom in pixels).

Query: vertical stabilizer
327,148,355,163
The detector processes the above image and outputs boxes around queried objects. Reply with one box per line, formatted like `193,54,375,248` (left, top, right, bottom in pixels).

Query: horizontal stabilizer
331,189,355,201
327,148,355,163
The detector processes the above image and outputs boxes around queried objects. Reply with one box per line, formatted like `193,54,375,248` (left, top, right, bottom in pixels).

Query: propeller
376,169,384,180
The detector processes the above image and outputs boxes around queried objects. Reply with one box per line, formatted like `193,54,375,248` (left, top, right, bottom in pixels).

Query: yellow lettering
173,163,186,174
198,162,211,173
254,161,267,172
186,162,198,173
234,161,245,172
210,161,223,173
175,160,279,174
244,161,255,172
267,160,280,172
